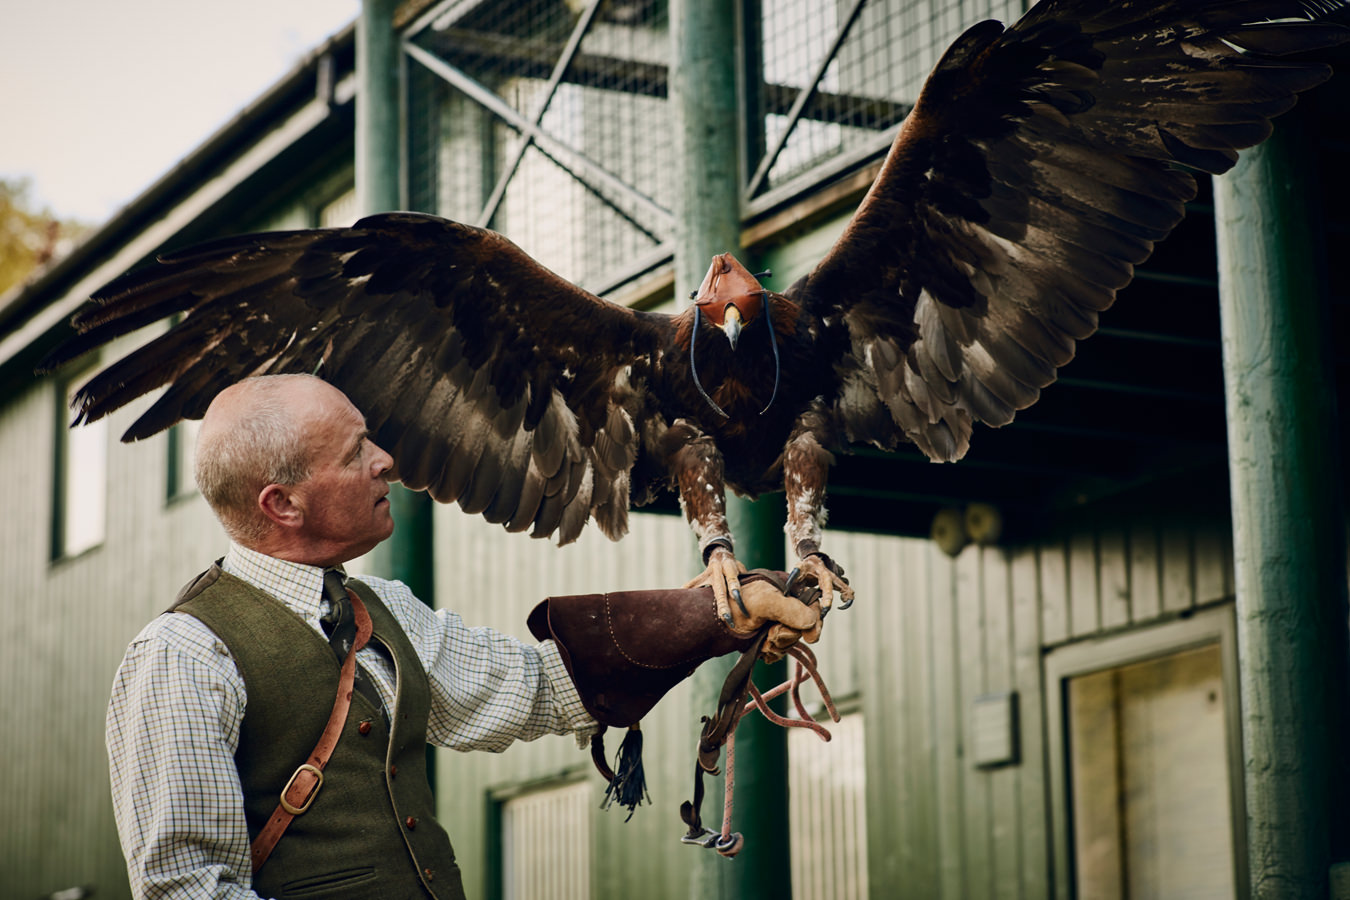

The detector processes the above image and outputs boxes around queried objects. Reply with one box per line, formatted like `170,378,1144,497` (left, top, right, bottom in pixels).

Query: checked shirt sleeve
106,614,263,900
364,577,598,752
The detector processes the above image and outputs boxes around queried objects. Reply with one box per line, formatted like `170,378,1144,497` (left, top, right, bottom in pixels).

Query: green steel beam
674,0,791,896
1214,113,1350,898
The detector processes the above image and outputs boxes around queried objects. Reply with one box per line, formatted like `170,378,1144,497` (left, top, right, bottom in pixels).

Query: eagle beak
722,305,743,350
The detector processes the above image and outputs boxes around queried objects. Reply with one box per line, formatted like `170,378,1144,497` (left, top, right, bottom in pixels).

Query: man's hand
689,570,823,662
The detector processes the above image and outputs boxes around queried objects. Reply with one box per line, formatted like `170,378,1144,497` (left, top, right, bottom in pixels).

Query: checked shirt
106,543,596,899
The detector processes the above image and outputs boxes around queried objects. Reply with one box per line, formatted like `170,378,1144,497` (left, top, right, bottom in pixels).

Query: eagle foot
798,551,853,613
683,545,747,625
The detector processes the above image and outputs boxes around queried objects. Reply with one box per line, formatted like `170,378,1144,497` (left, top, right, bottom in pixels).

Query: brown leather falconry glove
526,570,824,818
526,570,823,728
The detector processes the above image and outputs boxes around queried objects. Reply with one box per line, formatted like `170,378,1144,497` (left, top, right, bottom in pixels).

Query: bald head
194,375,331,545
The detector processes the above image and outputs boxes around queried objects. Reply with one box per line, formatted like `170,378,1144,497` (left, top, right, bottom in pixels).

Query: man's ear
258,483,304,529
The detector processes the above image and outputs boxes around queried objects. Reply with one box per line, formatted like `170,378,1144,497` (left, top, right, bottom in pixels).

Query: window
497,779,590,900
790,710,868,900
1046,606,1246,899
318,187,357,228
52,369,107,559
166,418,201,501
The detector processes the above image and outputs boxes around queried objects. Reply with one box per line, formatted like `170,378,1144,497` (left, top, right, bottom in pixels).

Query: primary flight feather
42,0,1348,613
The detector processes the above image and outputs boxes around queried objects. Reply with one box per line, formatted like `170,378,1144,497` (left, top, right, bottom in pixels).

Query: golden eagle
42,0,1348,614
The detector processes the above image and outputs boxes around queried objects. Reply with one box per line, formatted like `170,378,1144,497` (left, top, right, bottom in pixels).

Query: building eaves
0,20,357,379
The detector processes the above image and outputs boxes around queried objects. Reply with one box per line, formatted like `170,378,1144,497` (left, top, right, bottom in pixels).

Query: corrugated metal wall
843,515,1233,899
1,352,229,899
1,199,335,899
427,495,1233,900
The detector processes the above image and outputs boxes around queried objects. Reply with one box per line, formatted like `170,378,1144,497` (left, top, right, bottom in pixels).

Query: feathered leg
783,427,854,610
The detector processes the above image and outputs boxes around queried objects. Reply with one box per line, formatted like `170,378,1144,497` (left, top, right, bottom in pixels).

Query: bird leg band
701,535,734,564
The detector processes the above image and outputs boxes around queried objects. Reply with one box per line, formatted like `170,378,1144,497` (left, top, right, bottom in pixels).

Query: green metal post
673,0,790,896
356,0,433,599
1214,114,1350,898
357,0,402,222
358,0,438,792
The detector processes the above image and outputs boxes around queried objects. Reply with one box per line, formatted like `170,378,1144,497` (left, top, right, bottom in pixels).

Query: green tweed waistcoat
173,565,466,900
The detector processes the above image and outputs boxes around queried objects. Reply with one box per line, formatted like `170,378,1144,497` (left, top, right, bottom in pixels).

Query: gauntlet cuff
527,584,758,727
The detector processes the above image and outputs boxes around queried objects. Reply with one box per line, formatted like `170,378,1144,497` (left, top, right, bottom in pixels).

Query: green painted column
357,0,438,792
672,0,790,896
356,0,433,599
357,0,401,220
1214,114,1350,897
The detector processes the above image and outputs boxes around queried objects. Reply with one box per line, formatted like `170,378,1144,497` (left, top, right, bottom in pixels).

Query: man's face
290,382,395,565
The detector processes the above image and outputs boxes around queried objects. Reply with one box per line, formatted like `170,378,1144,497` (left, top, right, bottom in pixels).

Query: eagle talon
684,545,747,624
797,552,854,613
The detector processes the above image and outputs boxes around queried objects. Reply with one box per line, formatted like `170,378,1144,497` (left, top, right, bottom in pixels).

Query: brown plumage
41,0,1348,610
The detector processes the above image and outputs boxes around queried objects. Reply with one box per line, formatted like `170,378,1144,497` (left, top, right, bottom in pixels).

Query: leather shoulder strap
249,587,374,873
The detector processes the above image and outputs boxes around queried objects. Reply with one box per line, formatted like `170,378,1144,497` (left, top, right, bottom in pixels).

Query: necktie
320,569,387,723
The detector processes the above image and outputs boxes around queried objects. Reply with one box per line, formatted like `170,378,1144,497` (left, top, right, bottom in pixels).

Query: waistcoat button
405,816,418,829
358,720,372,735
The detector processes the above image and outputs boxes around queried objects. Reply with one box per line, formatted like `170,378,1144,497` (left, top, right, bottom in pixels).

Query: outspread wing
42,212,671,544
787,0,1348,461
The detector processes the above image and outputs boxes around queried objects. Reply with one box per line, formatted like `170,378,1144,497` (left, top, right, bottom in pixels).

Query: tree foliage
0,178,89,296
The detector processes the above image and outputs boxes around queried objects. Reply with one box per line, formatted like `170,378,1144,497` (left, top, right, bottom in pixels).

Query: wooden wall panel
957,549,991,899
1099,528,1130,631
1161,525,1196,613
1129,521,1163,622
1039,540,1069,646
1069,532,1099,637
981,547,1022,900
1011,544,1050,899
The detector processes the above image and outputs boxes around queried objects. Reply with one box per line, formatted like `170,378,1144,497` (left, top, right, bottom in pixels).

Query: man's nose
371,442,394,477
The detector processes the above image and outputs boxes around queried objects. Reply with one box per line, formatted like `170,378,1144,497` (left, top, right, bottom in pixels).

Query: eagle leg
670,424,748,621
783,424,852,610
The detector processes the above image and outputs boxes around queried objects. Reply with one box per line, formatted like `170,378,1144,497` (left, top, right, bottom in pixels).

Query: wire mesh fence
404,0,1025,293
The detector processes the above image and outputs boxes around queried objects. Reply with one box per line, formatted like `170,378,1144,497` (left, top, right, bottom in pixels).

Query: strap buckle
280,763,324,815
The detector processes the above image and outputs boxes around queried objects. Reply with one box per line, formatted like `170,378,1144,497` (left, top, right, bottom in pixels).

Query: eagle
41,0,1347,617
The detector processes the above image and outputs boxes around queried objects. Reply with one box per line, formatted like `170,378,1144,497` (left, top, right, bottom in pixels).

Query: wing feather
787,0,1347,461
40,212,669,546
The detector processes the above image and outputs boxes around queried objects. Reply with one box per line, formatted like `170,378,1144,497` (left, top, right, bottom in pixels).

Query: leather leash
250,587,374,873
680,637,838,858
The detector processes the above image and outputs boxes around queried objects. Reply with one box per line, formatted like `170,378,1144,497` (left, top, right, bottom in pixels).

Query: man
106,373,821,899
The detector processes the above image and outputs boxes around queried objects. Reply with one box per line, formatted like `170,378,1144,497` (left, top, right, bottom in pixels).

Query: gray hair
194,374,317,544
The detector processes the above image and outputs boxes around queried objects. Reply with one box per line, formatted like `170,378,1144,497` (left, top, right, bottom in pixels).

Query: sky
1,0,361,226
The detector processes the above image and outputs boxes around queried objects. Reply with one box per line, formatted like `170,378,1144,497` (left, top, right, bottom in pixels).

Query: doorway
1046,606,1246,899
